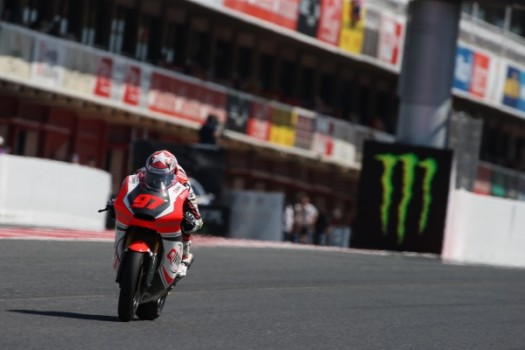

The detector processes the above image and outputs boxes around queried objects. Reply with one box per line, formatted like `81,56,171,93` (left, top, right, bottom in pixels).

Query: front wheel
118,251,144,322
136,295,167,320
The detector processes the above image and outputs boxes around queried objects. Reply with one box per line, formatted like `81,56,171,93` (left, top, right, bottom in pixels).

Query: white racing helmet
144,150,178,189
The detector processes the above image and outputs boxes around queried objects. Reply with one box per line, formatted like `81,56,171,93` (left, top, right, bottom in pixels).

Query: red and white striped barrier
0,226,360,253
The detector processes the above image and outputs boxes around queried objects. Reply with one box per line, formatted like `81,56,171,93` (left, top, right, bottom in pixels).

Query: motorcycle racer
113,150,203,278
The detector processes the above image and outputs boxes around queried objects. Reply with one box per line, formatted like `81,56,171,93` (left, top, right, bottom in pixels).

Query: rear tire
136,295,167,320
118,251,144,322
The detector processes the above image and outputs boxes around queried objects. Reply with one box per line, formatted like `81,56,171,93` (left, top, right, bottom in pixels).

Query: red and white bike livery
103,173,192,322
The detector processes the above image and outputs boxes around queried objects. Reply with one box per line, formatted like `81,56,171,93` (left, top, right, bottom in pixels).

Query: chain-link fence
447,111,483,191
448,111,525,201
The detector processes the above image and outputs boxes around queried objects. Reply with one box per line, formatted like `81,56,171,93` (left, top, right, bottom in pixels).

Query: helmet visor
145,171,174,190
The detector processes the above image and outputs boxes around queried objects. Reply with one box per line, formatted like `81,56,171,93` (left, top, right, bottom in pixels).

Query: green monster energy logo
375,153,438,245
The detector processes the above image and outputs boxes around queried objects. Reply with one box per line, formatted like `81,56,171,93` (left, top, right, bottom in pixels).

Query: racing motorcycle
99,177,193,322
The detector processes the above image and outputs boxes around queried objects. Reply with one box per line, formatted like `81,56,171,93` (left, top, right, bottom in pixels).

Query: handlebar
98,200,114,213
98,206,110,213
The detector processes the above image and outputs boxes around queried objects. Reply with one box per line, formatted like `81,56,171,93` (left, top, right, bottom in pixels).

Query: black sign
198,205,230,237
351,141,453,254
297,0,321,37
226,92,251,134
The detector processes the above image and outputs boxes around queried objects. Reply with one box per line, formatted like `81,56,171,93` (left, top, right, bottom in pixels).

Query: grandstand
0,0,525,228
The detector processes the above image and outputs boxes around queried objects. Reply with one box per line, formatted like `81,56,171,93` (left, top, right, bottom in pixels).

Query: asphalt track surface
1,237,525,350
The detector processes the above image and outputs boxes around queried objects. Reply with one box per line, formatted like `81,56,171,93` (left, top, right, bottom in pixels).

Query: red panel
94,57,113,98
247,100,272,141
224,0,299,30
123,65,141,106
470,52,490,98
317,0,343,46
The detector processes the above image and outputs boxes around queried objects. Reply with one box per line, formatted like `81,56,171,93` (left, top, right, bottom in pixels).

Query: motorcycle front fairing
114,175,188,233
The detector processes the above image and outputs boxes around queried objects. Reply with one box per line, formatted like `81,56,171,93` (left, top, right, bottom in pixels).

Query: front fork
114,229,161,289
116,250,158,289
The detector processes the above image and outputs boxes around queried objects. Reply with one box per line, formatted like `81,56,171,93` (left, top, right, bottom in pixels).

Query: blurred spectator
1,0,22,23
231,72,242,90
369,115,386,131
313,202,331,245
282,198,295,242
70,153,80,164
351,0,363,27
294,193,318,244
314,95,332,115
199,114,222,145
0,136,9,154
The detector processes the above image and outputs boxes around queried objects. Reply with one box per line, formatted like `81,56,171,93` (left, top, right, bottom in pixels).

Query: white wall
228,191,284,241
443,189,525,268
0,155,111,230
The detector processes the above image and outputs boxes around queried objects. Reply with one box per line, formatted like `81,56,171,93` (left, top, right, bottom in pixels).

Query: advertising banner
224,0,300,30
247,100,272,141
311,116,334,156
62,46,96,94
293,108,315,150
316,0,343,46
377,14,403,67
490,170,508,198
148,72,227,125
339,0,365,54
296,0,321,37
226,91,252,134
148,72,191,120
122,65,141,106
138,64,152,109
352,141,453,254
472,164,491,196
31,36,65,88
193,0,223,5
200,84,228,124
453,46,490,99
269,104,296,146
331,120,357,164
94,56,113,98
0,26,33,80
520,69,525,112
107,57,141,106
501,64,525,113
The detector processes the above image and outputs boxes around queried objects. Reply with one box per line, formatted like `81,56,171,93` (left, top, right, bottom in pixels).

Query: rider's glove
181,212,197,234
107,199,115,218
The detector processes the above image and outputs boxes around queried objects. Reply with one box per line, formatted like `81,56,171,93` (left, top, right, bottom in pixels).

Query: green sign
376,153,438,245
352,141,453,254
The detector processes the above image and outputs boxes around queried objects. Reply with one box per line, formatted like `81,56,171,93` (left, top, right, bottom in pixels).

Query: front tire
118,251,144,322
136,295,167,320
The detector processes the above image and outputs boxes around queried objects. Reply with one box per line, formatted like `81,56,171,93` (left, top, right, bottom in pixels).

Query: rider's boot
177,239,193,278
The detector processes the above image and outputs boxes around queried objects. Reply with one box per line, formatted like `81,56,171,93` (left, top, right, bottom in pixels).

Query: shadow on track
9,309,119,322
